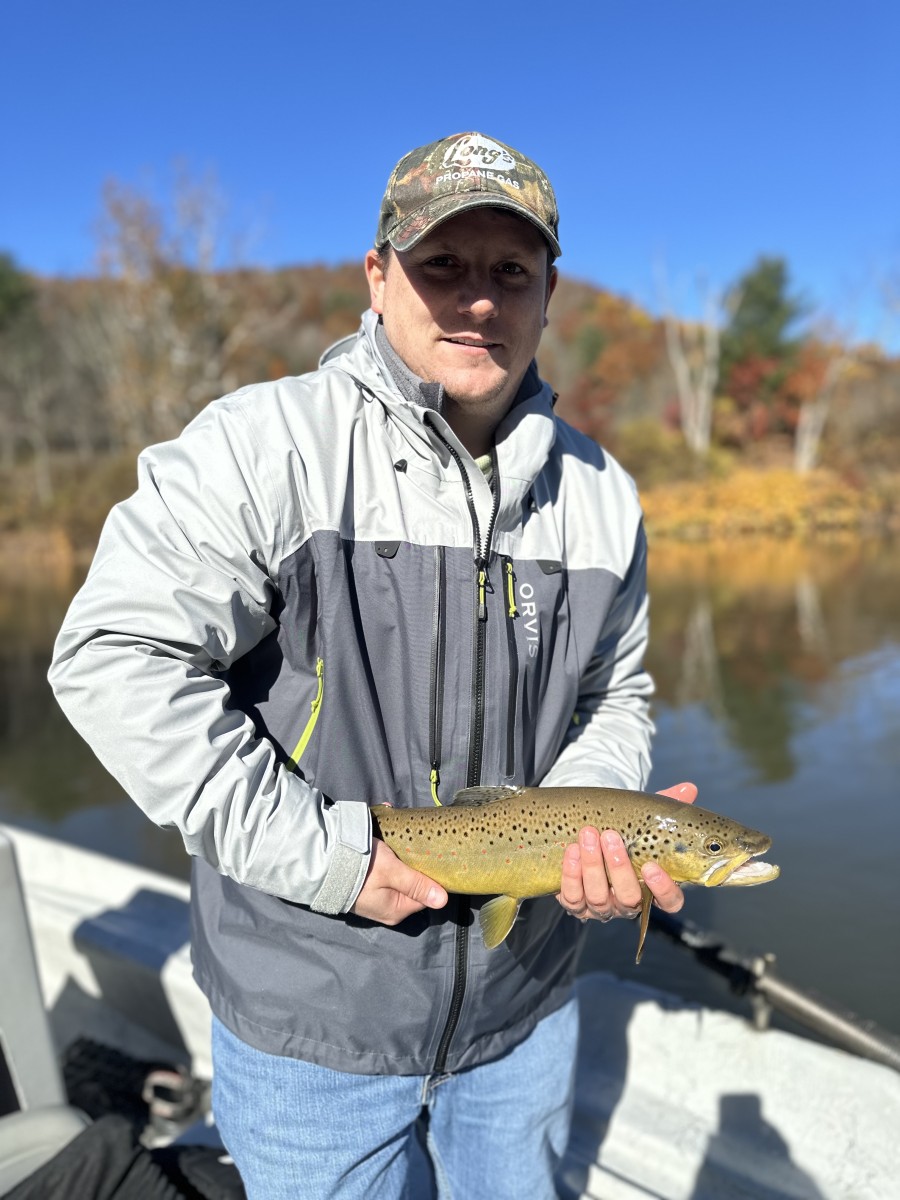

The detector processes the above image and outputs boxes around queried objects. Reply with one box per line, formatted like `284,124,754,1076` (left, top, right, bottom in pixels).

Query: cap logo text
441,135,517,174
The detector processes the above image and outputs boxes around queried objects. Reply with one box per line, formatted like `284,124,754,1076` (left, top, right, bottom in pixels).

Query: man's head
367,133,560,454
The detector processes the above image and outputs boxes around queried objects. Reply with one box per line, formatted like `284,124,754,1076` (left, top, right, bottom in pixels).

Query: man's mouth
443,337,501,350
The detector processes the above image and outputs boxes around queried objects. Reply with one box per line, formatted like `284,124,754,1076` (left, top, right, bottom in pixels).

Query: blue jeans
211,996,579,1200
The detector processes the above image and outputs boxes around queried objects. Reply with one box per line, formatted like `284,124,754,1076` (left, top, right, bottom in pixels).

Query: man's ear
365,249,386,315
544,266,558,327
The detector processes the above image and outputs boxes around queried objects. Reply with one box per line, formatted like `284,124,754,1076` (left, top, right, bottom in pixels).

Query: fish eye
705,838,723,854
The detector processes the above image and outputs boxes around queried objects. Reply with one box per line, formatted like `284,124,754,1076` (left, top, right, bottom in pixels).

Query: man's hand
350,837,448,925
556,782,698,923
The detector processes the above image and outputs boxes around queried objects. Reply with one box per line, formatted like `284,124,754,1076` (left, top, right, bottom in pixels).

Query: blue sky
3,1,898,346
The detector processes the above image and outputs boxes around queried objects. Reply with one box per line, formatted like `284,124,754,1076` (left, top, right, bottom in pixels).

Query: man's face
366,208,557,433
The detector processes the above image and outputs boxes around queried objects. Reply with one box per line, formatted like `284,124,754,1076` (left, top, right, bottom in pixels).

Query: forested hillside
1,179,899,549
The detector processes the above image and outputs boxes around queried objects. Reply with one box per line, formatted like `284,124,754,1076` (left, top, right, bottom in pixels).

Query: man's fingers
598,830,642,909
578,827,615,910
402,867,447,910
657,782,697,804
641,862,685,913
559,842,588,910
352,841,447,924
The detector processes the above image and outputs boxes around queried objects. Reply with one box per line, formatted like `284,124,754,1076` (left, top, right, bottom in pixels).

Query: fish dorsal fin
451,786,522,808
479,895,522,949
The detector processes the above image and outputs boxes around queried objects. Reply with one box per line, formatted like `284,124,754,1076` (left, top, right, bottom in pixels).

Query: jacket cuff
309,801,372,915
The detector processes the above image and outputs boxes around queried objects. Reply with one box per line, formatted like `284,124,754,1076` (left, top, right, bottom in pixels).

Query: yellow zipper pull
505,559,518,619
477,567,488,622
310,657,324,715
430,766,442,806
287,657,325,771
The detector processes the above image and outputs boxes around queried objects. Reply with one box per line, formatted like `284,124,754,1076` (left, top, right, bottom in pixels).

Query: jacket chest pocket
500,557,573,782
510,559,569,668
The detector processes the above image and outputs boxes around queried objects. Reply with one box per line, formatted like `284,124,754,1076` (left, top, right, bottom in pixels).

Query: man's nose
457,275,500,320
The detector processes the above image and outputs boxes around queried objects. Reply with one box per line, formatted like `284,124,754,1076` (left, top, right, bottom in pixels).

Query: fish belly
386,838,566,899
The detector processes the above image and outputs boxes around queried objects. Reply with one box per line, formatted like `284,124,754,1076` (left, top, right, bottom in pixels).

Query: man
49,132,695,1199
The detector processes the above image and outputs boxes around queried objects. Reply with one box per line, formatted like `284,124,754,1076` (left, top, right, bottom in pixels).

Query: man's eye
498,262,525,275
425,256,455,268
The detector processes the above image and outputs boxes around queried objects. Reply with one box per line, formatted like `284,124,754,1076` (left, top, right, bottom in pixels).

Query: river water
1,536,898,1041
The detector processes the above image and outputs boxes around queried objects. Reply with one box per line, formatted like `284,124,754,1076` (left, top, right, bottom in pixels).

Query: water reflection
1,537,899,1030
0,577,190,877
595,537,900,1038
646,537,900,784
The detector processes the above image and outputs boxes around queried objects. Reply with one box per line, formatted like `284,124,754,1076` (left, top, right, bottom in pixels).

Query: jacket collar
321,312,558,526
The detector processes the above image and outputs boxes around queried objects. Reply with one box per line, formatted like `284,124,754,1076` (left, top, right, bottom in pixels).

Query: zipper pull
505,559,518,619
310,656,324,715
477,566,489,622
430,766,442,806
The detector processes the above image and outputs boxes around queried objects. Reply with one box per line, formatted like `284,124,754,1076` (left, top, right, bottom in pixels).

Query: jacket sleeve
540,521,654,792
47,396,371,914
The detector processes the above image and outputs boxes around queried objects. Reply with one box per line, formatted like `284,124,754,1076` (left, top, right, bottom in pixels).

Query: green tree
718,256,810,442
721,256,807,368
0,253,34,330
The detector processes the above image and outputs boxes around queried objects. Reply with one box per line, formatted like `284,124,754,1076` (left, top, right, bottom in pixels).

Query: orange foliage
553,289,665,442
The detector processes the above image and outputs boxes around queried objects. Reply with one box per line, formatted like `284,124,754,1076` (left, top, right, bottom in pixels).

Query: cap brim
387,192,561,258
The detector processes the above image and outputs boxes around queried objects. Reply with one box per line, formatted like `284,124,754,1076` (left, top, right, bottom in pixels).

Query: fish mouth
705,852,780,887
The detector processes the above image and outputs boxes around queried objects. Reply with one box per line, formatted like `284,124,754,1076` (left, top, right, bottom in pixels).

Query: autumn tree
718,256,809,445
551,289,664,444
657,266,741,457
0,254,60,500
65,168,302,450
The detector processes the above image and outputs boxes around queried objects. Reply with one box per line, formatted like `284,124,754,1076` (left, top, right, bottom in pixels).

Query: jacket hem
197,964,575,1077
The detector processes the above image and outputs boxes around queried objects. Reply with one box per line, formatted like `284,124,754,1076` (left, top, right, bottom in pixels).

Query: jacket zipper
429,546,446,805
426,423,501,1075
502,555,518,777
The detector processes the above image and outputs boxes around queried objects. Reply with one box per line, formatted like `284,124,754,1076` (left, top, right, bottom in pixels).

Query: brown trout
370,785,779,961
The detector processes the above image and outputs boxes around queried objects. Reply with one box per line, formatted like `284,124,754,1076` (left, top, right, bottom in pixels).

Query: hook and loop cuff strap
309,799,373,915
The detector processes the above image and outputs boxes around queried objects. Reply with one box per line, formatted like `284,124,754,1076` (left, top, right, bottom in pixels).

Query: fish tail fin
635,881,652,965
480,895,521,949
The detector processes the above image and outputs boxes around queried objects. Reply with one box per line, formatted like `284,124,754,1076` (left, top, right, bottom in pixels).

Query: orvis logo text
518,582,540,658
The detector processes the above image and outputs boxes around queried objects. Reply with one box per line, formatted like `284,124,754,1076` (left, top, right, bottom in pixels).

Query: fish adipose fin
480,895,522,948
635,881,652,965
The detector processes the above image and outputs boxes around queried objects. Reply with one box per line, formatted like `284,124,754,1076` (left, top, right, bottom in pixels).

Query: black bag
4,1115,245,1200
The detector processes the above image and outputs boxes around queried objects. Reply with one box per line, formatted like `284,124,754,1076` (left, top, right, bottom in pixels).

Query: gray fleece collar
375,320,444,412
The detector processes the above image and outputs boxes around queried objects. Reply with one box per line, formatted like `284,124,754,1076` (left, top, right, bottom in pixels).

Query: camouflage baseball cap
376,132,561,258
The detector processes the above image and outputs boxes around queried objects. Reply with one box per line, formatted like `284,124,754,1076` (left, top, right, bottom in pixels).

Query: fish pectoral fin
479,895,522,949
635,881,652,965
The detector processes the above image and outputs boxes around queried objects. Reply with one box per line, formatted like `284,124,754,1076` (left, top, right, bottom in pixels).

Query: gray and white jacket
49,310,654,1075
